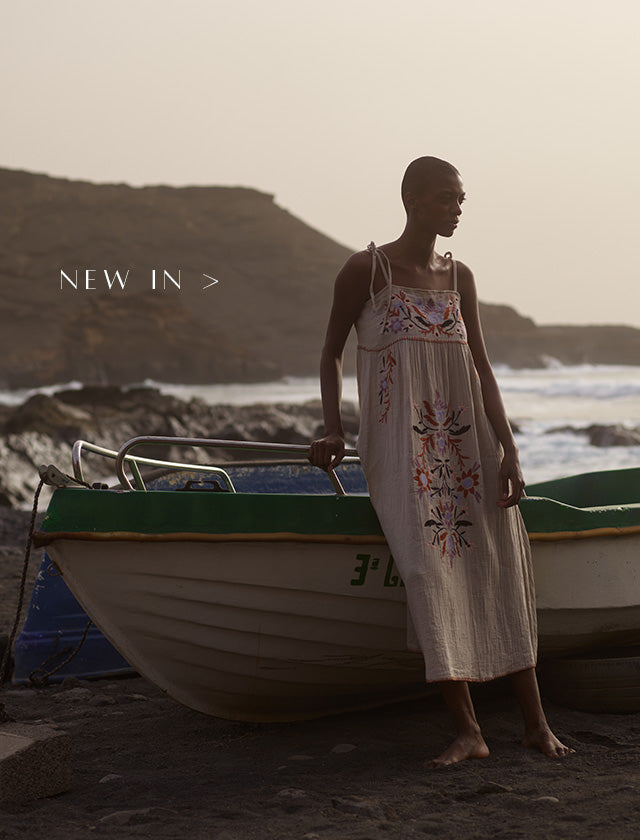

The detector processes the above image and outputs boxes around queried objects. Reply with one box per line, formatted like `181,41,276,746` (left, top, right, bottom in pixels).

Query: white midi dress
355,243,537,683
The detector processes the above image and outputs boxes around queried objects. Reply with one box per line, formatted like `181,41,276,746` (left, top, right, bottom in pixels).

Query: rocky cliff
2,168,639,389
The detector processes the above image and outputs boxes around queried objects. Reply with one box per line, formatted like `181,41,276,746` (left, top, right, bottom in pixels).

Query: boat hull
45,537,425,721
42,528,640,720
533,533,640,654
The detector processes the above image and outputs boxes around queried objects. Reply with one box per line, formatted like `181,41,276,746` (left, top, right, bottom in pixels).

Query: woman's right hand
307,433,346,472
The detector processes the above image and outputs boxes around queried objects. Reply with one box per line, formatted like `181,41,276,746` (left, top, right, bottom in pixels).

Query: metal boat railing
73,437,359,496
72,439,239,492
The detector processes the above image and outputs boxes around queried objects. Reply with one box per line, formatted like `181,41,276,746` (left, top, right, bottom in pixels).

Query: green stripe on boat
35,480,640,542
37,489,385,538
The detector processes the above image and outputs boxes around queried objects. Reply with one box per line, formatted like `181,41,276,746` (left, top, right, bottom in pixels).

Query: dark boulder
4,394,93,438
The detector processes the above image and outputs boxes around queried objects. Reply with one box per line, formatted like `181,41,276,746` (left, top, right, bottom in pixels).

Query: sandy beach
1,510,639,839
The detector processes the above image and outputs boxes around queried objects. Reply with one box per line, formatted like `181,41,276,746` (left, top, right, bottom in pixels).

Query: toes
424,757,451,768
549,741,575,758
523,730,575,758
551,740,575,758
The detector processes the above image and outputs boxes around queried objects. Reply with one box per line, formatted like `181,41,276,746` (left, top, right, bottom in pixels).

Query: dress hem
423,659,538,685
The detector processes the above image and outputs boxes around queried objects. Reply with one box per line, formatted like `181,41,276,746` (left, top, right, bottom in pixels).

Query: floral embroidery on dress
412,392,482,564
382,290,466,341
377,349,396,423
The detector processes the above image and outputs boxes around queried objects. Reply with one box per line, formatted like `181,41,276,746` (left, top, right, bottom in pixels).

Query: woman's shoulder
343,241,399,279
450,256,473,275
345,246,375,269
336,248,373,284
451,258,475,290
330,249,374,308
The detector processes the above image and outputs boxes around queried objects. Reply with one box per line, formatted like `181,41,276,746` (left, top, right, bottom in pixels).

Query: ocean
2,364,639,485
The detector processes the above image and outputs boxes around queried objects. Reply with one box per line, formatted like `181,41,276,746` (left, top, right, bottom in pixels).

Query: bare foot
522,724,575,758
426,731,490,768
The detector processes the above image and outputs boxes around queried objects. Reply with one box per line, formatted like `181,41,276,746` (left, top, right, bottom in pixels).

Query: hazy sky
4,1,640,328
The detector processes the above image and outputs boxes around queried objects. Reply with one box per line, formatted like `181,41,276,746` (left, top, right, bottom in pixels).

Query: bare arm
308,253,370,471
458,262,525,507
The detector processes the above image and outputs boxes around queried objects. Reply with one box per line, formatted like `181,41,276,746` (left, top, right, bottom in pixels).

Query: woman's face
409,172,466,237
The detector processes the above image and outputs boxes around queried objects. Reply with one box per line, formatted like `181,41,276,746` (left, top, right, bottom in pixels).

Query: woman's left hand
497,449,525,508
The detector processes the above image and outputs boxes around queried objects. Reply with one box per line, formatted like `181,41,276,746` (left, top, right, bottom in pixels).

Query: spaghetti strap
367,241,393,307
444,251,457,292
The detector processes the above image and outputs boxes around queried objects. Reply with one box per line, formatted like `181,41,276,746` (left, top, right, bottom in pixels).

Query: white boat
31,437,640,721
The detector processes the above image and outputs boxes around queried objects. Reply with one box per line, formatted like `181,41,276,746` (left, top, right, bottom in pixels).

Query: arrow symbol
202,273,219,289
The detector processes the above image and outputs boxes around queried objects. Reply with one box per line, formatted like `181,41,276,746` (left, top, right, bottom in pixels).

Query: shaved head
401,156,460,211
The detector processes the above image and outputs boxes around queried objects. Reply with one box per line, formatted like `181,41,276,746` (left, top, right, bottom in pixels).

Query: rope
0,478,44,722
0,478,97,719
28,619,93,688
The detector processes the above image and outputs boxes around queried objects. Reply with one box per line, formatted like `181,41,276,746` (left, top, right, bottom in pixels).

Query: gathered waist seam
358,335,468,353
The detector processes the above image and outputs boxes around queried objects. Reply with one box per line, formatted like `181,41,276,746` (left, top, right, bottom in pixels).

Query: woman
308,156,573,766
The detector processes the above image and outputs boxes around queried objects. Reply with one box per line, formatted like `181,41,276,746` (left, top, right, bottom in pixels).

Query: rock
0,432,71,507
586,424,640,447
98,773,123,783
0,391,361,507
98,808,155,826
276,788,307,800
546,423,640,447
115,693,153,704
88,694,117,707
3,688,34,699
476,781,513,795
97,806,176,826
4,394,92,437
275,788,308,811
55,385,130,408
330,743,358,753
0,723,72,804
332,795,384,819
108,693,148,704
0,490,14,507
52,687,93,703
